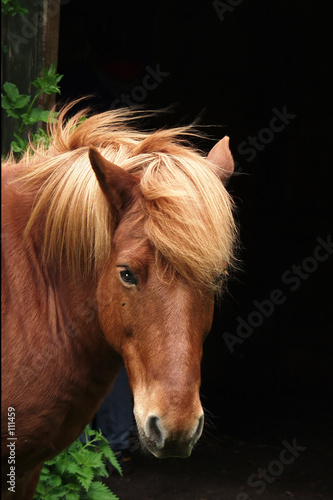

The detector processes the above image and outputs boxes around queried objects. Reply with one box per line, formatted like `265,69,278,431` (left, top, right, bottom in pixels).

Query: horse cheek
97,289,123,352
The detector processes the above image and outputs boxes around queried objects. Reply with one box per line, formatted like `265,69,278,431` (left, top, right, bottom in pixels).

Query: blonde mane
6,104,237,292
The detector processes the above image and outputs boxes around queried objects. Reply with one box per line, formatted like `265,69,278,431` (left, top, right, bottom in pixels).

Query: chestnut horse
1,105,237,499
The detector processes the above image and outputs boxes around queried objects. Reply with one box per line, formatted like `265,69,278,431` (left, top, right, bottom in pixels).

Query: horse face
89,146,222,458
97,210,215,458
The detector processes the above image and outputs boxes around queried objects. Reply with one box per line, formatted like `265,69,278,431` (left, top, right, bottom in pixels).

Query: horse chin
140,437,194,459
137,419,203,458
150,447,193,459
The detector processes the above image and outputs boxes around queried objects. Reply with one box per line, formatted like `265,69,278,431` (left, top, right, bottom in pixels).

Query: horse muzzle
137,412,204,458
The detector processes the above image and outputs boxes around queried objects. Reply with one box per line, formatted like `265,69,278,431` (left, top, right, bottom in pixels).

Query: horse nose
192,413,204,444
145,415,165,449
144,413,204,457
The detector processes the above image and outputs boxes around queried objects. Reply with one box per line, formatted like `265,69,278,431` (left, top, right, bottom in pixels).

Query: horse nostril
192,414,204,445
145,415,165,449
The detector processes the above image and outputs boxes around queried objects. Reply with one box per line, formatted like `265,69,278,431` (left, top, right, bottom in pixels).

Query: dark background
57,0,332,438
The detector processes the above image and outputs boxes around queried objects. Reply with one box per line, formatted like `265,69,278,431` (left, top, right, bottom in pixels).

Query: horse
1,104,237,499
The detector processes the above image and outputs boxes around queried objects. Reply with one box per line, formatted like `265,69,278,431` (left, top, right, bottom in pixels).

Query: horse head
88,138,234,458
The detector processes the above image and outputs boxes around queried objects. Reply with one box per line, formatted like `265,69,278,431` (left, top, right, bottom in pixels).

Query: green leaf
44,457,57,466
1,82,30,127
65,461,82,475
1,93,14,111
35,481,48,496
21,108,42,125
49,489,68,500
10,135,27,153
68,439,83,453
84,425,98,437
66,481,81,491
10,142,21,153
38,470,50,481
71,449,104,469
3,107,20,119
66,493,81,500
32,62,63,95
50,475,62,487
2,0,28,16
34,482,67,500
88,480,119,500
40,109,53,122
13,94,30,108
97,441,122,476
23,107,52,124
34,426,120,500
53,458,68,475
3,82,19,101
13,133,28,148
31,128,49,146
95,461,108,478
76,468,94,491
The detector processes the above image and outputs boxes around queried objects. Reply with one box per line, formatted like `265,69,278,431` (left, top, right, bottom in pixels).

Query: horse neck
2,168,121,385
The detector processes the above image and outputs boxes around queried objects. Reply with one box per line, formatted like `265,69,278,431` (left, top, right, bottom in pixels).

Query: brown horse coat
1,106,237,499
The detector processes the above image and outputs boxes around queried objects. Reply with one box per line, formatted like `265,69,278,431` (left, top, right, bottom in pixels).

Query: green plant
1,0,28,17
34,425,122,500
1,0,29,53
1,62,63,155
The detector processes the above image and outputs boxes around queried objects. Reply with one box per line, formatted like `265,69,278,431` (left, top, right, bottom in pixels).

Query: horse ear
207,136,234,184
89,146,139,212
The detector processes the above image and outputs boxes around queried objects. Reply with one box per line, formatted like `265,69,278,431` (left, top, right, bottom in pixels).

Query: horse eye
120,269,138,286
